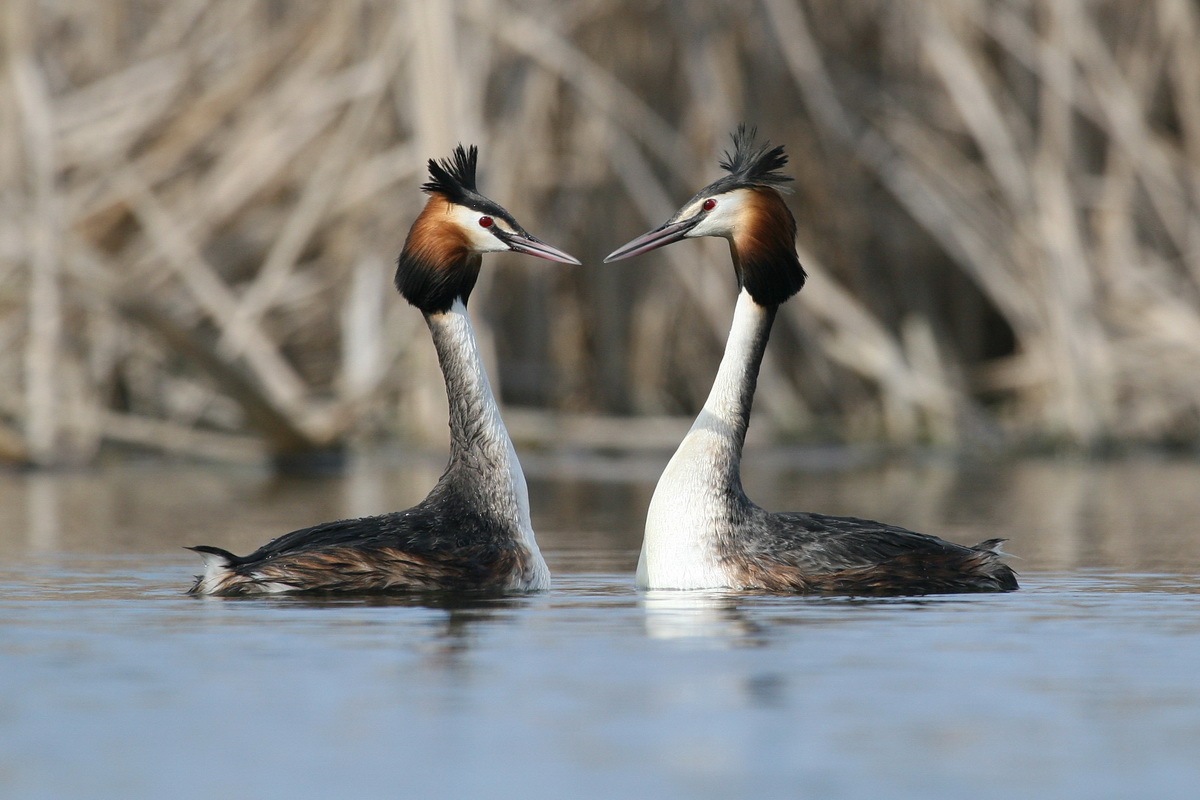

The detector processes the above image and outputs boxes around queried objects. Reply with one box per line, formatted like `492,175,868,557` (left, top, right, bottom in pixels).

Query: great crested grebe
188,145,579,595
606,126,1017,595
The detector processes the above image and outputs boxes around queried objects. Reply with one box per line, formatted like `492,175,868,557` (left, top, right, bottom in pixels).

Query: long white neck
638,289,775,589
425,299,549,590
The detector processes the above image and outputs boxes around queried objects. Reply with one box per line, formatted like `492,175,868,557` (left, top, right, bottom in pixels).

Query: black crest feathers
717,124,793,191
422,144,480,203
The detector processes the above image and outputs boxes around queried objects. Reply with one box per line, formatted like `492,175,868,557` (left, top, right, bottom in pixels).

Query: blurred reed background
2,0,1200,469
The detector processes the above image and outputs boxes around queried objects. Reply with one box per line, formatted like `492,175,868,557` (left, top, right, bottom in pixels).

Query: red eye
702,198,717,211
479,216,494,228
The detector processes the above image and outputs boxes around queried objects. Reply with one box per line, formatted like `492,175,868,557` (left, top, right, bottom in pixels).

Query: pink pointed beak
604,217,701,263
499,231,581,265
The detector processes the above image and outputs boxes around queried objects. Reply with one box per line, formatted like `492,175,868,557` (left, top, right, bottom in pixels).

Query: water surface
1,451,1199,799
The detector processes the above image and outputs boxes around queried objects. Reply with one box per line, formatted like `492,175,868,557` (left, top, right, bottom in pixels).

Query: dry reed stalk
7,1,63,464
2,0,1199,469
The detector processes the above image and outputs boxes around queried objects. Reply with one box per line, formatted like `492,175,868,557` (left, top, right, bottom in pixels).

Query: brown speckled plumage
722,510,1017,594
192,540,531,596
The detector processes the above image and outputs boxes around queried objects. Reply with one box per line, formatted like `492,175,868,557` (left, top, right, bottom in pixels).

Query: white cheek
688,195,747,239
471,228,509,253
449,204,508,252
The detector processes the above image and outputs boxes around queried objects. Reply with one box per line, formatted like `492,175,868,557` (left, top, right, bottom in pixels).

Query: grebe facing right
606,126,1017,596
188,144,579,596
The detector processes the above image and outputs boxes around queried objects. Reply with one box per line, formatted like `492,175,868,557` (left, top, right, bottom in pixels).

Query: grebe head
396,144,580,313
604,125,806,307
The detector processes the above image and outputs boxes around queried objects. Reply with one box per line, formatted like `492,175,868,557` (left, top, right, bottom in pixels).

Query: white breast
637,290,770,591
637,417,733,589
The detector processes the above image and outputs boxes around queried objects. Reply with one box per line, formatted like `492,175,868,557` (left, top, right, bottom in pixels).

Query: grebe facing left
188,145,578,596
606,125,1017,596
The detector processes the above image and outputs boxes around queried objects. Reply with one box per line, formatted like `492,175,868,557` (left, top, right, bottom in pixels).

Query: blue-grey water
2,450,1199,799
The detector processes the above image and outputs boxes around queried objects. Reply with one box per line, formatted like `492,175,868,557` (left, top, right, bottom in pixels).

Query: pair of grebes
190,127,1017,597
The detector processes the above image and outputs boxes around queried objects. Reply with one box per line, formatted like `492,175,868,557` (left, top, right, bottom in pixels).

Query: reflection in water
641,590,761,642
195,589,531,614
178,585,543,689
195,590,531,669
